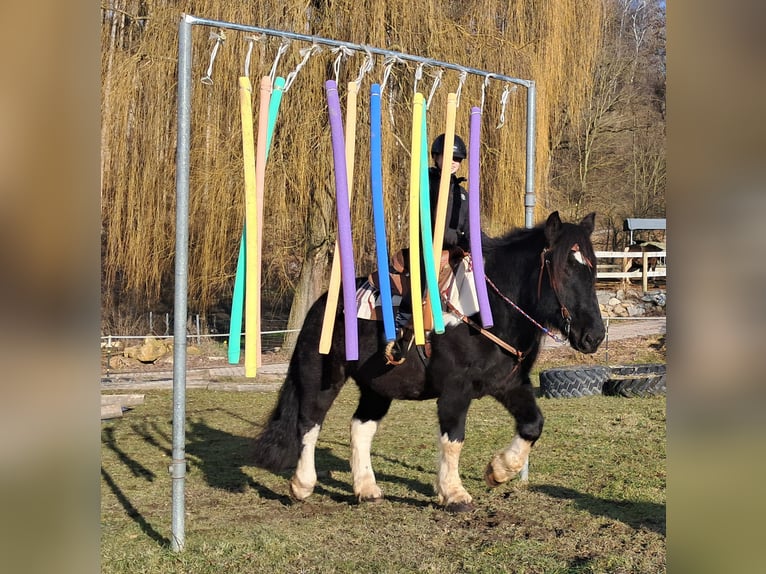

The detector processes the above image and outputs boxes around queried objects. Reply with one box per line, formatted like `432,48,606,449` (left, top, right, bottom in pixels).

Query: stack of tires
539,364,665,398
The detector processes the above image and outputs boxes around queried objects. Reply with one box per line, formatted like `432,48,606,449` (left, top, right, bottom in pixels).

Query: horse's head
541,211,605,354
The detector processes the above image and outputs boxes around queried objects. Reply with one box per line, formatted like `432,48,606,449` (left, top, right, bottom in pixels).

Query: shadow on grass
320,438,435,500
532,484,665,535
102,426,156,481
101,467,169,546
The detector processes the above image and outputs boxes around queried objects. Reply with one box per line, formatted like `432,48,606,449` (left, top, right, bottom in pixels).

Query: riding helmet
431,133,467,160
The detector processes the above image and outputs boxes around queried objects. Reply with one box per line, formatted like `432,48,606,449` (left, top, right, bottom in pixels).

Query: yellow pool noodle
245,76,272,377
431,93,457,277
409,93,425,345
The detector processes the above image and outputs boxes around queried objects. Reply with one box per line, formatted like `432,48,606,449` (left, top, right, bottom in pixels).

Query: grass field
101,337,666,573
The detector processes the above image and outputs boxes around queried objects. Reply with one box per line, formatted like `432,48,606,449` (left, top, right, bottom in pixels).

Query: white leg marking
350,419,382,501
485,434,532,487
290,424,320,500
436,433,473,508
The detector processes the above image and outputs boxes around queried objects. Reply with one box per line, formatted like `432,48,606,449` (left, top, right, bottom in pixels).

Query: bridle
443,242,594,365
535,243,593,340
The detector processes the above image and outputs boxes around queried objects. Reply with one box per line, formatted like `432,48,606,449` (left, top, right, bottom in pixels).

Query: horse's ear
580,212,596,235
545,211,562,244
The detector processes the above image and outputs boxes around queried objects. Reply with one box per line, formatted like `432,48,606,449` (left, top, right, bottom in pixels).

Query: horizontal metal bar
182,13,532,88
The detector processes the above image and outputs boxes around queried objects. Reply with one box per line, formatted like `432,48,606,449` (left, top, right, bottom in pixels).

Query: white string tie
354,47,375,88
284,44,321,92
242,35,256,78
480,73,496,114
425,69,443,110
269,38,291,83
331,45,355,85
496,84,517,128
380,54,404,95
413,61,425,95
201,30,226,85
454,69,468,107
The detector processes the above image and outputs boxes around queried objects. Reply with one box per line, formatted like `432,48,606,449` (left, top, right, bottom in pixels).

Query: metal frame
172,12,537,551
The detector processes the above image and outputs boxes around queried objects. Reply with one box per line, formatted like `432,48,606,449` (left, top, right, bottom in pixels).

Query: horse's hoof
359,495,385,504
484,463,501,488
446,501,475,513
288,481,313,501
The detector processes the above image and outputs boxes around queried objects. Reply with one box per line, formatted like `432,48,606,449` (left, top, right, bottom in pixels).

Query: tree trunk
284,188,334,353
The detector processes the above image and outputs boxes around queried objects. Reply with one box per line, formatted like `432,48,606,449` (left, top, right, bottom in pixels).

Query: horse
252,211,605,511
625,240,665,273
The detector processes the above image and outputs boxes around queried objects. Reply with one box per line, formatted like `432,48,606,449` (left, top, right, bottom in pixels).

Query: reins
442,297,527,362
486,271,569,345
442,246,573,363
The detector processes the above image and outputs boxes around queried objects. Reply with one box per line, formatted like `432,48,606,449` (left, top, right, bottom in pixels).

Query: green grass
102,387,665,573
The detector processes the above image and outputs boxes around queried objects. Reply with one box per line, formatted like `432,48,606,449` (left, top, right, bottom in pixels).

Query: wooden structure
101,394,145,420
623,217,666,245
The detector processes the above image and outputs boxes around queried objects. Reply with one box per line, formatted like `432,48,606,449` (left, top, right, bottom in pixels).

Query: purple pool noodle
325,80,359,360
469,106,493,328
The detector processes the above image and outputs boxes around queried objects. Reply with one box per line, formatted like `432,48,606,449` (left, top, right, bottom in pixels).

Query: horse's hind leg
485,383,544,487
289,354,347,501
350,388,391,502
290,424,321,500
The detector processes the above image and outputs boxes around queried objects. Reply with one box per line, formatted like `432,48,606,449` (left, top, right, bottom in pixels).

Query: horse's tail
252,292,343,472
251,365,304,472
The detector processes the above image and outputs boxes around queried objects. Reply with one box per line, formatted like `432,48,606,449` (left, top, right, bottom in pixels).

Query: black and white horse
252,211,605,511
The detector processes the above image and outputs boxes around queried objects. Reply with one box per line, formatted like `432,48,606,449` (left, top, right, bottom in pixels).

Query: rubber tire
539,366,610,398
603,364,666,397
609,363,666,377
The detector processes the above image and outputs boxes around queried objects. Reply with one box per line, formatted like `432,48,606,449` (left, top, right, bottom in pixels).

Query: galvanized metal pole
182,15,533,90
524,81,537,229
170,13,194,553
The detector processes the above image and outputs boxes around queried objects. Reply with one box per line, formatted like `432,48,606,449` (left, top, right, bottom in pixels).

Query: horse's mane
481,223,544,252
482,219,597,279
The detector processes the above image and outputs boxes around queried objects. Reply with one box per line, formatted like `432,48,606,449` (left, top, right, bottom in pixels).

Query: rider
384,133,471,364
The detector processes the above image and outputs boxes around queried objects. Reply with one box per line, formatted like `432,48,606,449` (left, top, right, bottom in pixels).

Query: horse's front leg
485,382,544,487
350,391,391,502
436,394,474,512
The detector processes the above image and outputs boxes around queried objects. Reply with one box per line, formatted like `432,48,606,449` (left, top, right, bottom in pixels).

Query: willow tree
101,0,604,338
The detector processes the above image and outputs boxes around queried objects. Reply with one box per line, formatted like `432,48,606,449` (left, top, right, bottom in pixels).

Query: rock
123,345,139,359
596,291,614,305
627,305,646,317
108,355,134,370
135,336,170,363
612,304,629,317
608,297,622,307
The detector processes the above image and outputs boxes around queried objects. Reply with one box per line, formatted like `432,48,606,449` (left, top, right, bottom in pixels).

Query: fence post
642,252,649,292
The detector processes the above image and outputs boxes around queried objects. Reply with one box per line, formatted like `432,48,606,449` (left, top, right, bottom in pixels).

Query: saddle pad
356,253,480,324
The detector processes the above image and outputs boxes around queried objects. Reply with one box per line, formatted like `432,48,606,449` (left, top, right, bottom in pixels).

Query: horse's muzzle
571,323,605,354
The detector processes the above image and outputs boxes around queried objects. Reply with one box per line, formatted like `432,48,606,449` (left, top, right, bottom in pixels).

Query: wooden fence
595,249,667,292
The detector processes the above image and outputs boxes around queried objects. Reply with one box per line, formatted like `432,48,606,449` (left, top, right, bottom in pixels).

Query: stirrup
384,339,406,365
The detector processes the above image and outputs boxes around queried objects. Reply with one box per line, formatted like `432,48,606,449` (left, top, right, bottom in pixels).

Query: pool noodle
418,109,445,334
324,80,358,360
370,83,396,342
468,106,493,328
409,93,425,345
229,77,286,364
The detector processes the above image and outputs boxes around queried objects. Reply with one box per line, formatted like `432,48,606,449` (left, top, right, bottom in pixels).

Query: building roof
623,218,666,231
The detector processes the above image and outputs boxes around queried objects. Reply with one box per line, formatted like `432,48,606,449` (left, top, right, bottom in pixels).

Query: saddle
355,246,481,365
